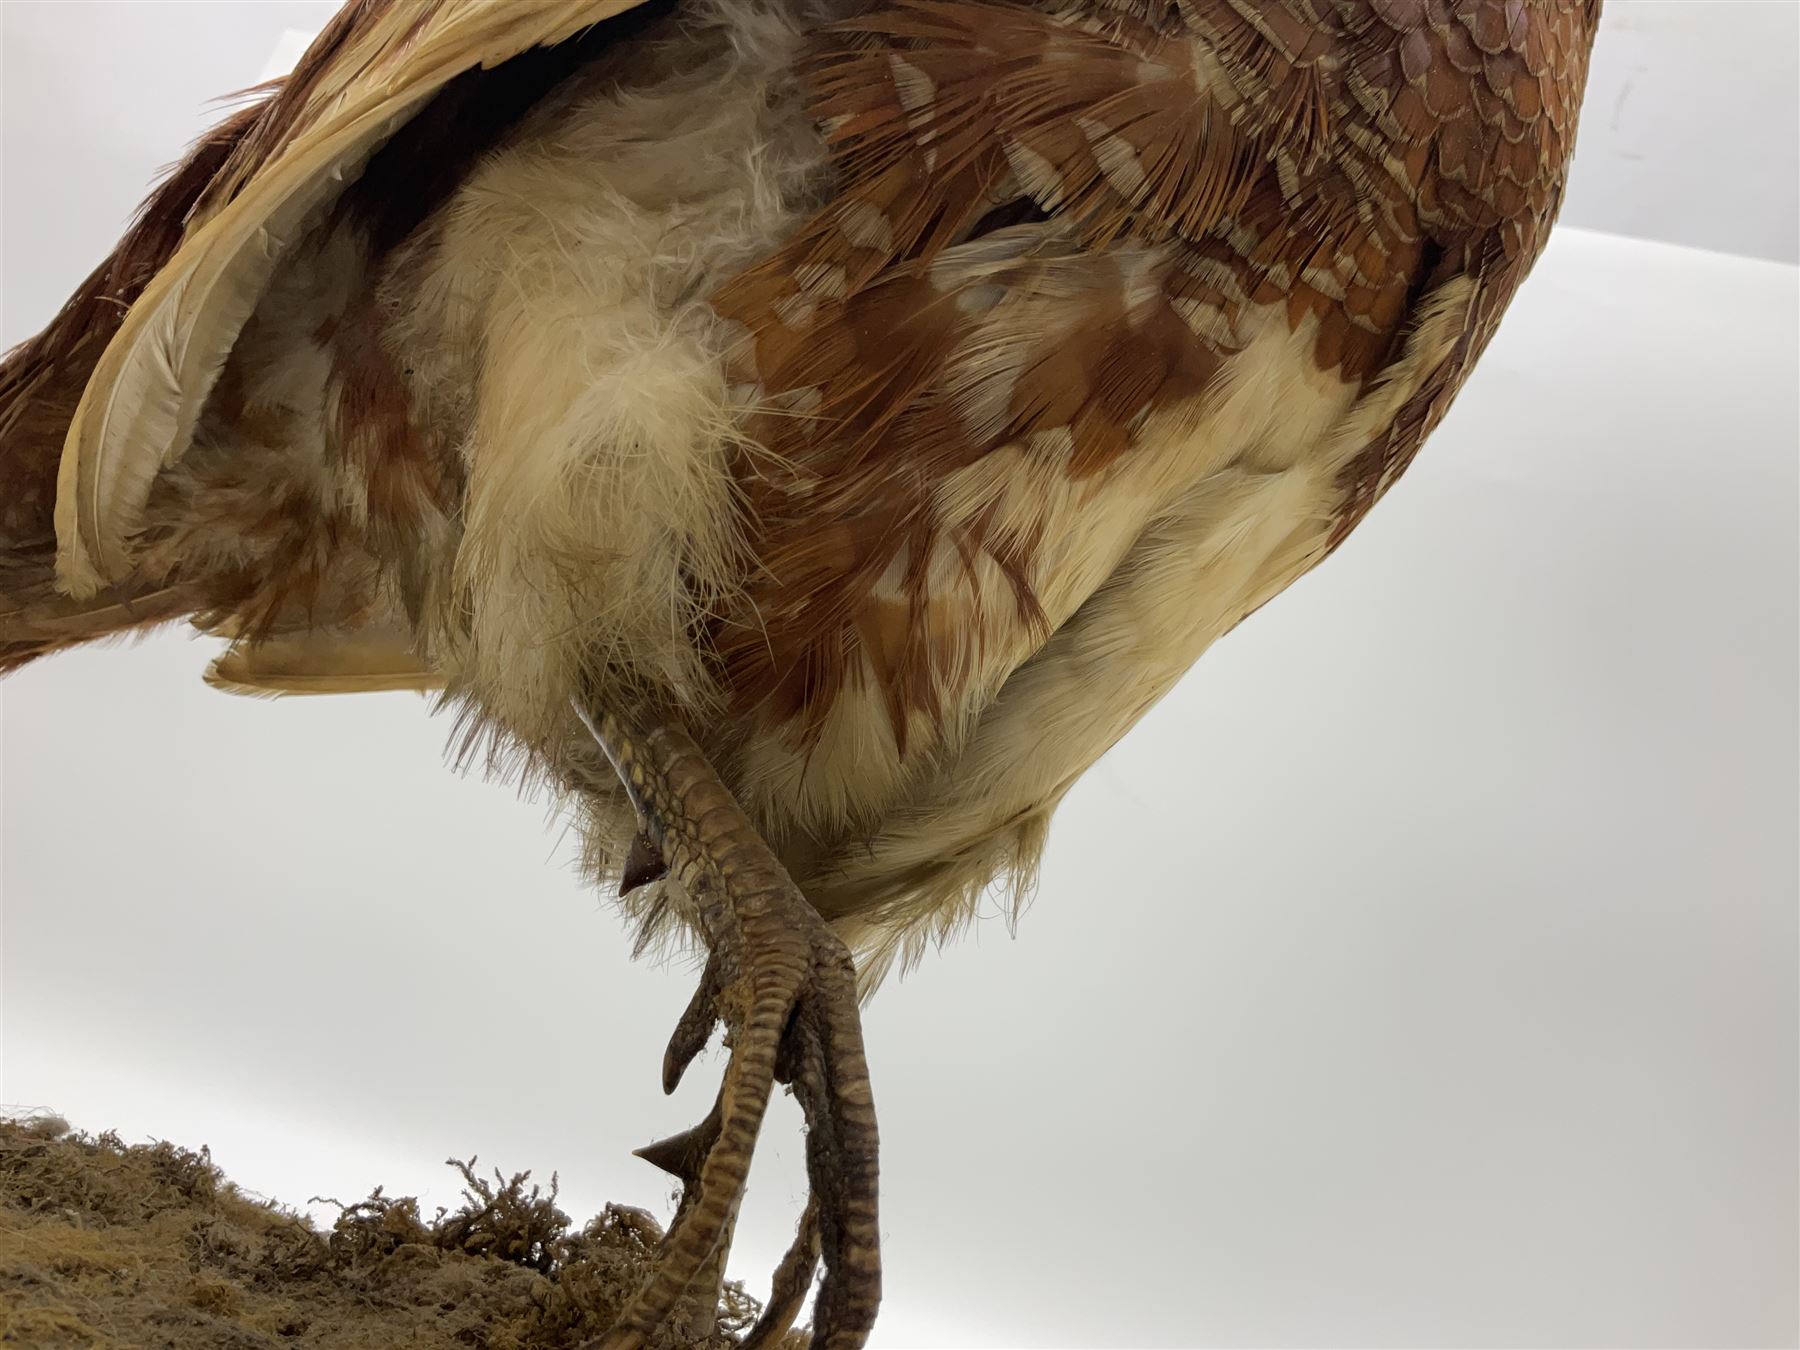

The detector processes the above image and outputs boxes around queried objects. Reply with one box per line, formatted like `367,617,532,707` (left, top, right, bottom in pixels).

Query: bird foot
575,700,880,1350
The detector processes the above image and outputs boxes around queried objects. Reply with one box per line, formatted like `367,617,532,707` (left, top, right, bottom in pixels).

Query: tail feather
0,97,271,674
0,561,196,676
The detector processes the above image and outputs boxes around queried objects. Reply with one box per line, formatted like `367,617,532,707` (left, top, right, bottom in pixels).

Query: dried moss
0,1115,790,1349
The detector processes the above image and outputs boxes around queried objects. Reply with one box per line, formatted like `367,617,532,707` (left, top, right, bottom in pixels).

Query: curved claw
661,956,722,1095
742,1199,821,1350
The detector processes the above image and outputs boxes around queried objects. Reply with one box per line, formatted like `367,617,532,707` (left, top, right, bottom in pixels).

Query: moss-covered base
0,1115,784,1348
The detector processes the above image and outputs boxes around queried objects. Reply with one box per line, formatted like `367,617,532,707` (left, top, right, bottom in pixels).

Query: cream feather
204,630,443,697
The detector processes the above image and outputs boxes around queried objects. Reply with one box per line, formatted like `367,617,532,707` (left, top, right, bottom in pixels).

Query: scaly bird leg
574,699,881,1349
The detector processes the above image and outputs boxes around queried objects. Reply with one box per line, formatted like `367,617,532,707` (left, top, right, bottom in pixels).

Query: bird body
5,0,1600,973
1,0,1601,1336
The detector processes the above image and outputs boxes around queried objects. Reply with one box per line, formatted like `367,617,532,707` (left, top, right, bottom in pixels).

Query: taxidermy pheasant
1,0,1601,1342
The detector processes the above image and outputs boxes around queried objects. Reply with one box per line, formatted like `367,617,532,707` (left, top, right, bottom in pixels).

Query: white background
3,5,1796,1348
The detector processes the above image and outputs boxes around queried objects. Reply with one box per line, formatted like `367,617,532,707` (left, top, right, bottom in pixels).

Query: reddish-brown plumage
710,0,1596,743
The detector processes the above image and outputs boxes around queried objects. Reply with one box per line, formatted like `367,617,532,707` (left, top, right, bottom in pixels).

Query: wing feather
55,0,653,597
